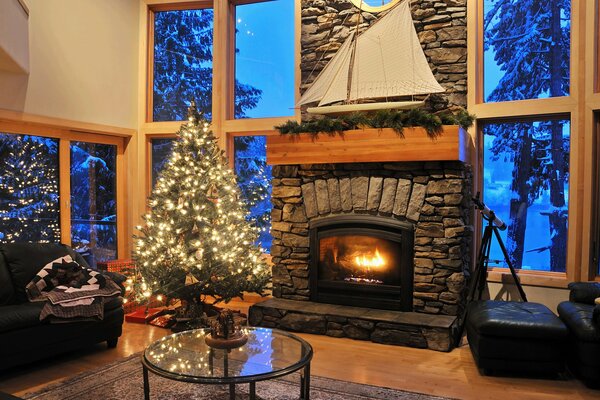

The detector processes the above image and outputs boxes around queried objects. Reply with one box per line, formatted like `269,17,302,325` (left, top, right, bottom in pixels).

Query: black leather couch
557,282,600,387
0,243,125,372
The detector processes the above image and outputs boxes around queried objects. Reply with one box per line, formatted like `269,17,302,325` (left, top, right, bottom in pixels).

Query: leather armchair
557,282,600,387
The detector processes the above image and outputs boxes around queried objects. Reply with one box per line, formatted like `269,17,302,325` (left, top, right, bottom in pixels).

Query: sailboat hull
307,101,425,116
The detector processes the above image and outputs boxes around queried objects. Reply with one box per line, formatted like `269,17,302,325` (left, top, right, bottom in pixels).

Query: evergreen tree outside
153,9,262,121
70,142,118,265
0,134,60,243
483,0,570,271
134,103,270,316
233,136,272,251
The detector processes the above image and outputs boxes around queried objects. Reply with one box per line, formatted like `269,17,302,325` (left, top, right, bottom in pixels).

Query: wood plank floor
0,300,598,400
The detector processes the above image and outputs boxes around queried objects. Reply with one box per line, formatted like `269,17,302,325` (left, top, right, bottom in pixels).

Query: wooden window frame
138,0,300,208
593,113,600,279
468,0,600,287
596,0,599,94
477,114,572,287
0,111,131,260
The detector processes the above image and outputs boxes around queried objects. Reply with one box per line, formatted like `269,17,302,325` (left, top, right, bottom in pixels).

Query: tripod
468,212,528,303
455,208,527,347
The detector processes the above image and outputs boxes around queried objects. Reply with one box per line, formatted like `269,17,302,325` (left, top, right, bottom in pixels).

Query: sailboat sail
298,0,444,109
297,32,356,106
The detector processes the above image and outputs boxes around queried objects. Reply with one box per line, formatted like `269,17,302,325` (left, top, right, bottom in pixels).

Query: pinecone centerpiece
205,309,248,349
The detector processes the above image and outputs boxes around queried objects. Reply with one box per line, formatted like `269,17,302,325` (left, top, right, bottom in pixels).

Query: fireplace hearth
310,215,413,311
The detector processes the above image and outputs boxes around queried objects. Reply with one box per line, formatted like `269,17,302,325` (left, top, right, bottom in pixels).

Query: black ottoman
466,300,568,375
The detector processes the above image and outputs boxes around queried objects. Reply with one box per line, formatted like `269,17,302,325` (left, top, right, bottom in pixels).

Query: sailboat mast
346,1,363,103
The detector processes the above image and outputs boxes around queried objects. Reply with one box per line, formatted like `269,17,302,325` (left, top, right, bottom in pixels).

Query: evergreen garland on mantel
275,108,475,139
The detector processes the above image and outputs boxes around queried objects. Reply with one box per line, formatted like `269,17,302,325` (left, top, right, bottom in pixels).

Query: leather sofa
0,243,125,371
557,282,600,387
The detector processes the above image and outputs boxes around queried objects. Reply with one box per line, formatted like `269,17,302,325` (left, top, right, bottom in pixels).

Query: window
0,127,126,265
70,142,117,267
0,134,60,243
143,1,298,256
233,135,272,251
483,0,571,102
153,7,214,121
483,118,570,272
149,0,295,122
468,0,600,284
234,1,295,119
150,138,175,187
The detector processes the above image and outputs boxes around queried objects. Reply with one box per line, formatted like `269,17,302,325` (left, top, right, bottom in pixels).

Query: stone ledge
249,298,458,352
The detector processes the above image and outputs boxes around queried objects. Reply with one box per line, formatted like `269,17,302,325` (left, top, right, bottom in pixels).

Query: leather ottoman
466,300,568,375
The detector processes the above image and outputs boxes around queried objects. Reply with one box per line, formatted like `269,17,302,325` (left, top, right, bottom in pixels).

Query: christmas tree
133,102,270,317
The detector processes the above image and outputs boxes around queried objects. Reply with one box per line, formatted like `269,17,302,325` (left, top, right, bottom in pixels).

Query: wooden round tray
205,333,248,349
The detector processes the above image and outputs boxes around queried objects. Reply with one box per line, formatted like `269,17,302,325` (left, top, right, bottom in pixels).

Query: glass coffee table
142,327,313,400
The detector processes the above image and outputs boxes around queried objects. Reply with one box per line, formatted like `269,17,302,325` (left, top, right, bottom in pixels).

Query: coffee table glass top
143,327,312,383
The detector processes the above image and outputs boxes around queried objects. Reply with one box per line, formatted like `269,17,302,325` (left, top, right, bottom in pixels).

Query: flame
355,248,385,269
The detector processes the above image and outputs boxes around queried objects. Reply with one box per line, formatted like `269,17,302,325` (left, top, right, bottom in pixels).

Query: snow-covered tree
233,136,272,250
485,0,570,271
153,9,262,121
134,103,270,318
0,134,60,243
70,143,117,260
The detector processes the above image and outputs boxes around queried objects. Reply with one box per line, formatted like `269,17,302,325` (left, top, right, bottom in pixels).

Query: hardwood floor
0,300,597,400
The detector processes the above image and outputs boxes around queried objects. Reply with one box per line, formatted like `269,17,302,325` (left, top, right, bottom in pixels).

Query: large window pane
0,134,60,243
483,0,571,102
234,1,295,119
151,138,175,187
153,8,214,121
233,136,272,252
483,119,570,272
70,142,117,268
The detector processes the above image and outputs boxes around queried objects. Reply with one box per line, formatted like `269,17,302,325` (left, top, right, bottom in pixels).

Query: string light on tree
0,135,60,243
133,101,270,319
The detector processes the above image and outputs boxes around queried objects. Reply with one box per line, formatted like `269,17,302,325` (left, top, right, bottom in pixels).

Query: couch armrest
594,304,600,327
103,271,127,296
568,282,600,305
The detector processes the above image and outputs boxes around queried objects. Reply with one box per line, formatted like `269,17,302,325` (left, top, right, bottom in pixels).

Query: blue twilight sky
235,0,295,119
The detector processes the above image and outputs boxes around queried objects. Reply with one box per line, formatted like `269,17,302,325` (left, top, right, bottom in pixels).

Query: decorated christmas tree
133,102,270,319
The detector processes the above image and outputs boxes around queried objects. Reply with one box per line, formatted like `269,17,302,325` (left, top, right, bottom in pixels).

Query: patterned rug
22,354,452,400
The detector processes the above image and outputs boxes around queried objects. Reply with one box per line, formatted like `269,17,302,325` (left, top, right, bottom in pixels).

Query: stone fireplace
249,161,472,351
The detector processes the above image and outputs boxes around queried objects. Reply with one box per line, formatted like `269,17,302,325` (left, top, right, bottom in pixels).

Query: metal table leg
143,365,150,400
229,383,236,400
300,363,310,400
249,382,256,400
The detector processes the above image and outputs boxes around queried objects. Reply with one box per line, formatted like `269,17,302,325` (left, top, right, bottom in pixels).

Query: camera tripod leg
492,227,528,302
468,225,493,302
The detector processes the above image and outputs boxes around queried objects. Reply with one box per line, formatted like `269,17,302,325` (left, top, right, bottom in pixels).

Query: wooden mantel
266,125,471,165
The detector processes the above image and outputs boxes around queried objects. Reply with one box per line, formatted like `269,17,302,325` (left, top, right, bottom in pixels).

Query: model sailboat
298,0,445,115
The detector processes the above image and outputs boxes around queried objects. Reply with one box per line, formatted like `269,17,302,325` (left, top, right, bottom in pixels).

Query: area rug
22,354,451,400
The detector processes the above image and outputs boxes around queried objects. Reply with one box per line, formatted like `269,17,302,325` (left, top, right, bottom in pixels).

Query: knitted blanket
26,255,121,322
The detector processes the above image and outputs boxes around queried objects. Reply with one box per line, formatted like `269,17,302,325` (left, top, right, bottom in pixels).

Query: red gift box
125,308,164,324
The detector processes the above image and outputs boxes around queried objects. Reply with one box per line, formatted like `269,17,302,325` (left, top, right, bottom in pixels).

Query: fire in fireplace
319,235,401,285
310,215,414,311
